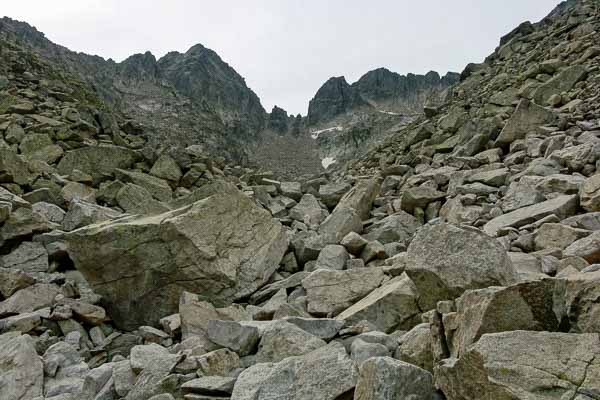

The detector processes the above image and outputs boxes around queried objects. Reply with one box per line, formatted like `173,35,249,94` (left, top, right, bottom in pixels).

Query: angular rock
450,280,559,358
364,212,420,246
314,244,349,270
435,331,600,400
289,194,329,229
564,231,600,263
231,342,357,400
354,357,436,400
65,183,287,329
405,223,517,310
484,195,578,236
581,174,600,212
302,267,385,316
319,182,351,208
401,187,446,214
396,323,433,372
207,320,259,356
57,146,137,184
1,241,48,273
283,317,345,340
0,332,43,400
336,274,421,333
115,168,173,202
255,320,326,363
495,99,557,146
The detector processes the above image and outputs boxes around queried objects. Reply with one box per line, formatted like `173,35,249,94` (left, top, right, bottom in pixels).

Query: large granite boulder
435,331,600,399
405,223,517,310
65,183,287,330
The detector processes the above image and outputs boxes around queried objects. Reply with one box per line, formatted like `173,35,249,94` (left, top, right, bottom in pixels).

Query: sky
2,1,560,115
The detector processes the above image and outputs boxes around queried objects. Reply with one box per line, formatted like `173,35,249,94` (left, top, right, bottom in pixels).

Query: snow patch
310,126,343,139
321,157,337,169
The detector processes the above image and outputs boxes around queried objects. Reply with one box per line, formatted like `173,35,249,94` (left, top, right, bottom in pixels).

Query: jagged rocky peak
307,76,367,125
268,105,290,134
157,42,266,131
307,67,459,126
118,51,159,80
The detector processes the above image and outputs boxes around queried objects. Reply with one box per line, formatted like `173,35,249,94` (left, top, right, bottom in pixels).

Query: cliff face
307,68,459,126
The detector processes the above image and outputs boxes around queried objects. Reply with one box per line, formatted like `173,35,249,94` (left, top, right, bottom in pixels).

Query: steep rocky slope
2,0,600,399
0,17,266,163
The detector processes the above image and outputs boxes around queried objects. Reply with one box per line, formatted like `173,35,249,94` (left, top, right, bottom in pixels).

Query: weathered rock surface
405,223,517,310
65,183,287,329
436,331,600,400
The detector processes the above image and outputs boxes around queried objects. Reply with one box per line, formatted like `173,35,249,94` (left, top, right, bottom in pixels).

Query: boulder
314,244,349,270
255,320,326,363
401,187,446,214
61,200,122,232
533,65,588,105
319,182,351,208
495,99,557,146
150,154,182,182
449,280,559,357
1,241,48,273
354,357,436,400
581,174,600,212
396,323,433,372
335,274,421,333
57,145,137,184
0,332,43,400
564,231,600,263
231,342,357,400
405,223,517,310
65,183,287,330
364,212,420,246
484,195,578,236
302,267,386,316
207,320,260,356
435,331,600,399
115,168,173,202
289,194,329,229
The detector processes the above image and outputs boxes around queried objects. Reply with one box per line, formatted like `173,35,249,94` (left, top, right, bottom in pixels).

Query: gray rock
354,356,436,400
181,376,237,395
283,317,345,340
289,194,329,229
0,268,35,298
533,65,588,105
364,212,420,245
57,145,137,185
196,348,240,377
405,223,517,310
231,342,357,400
116,183,169,215
314,244,349,270
150,154,182,183
336,274,421,333
564,231,600,263
401,187,446,214
0,332,43,400
484,195,578,236
495,99,557,146
65,183,287,330
449,280,559,358
31,202,66,224
396,323,433,372
256,320,326,363
534,223,590,250
207,320,259,356
581,174,600,212
351,339,389,364
302,267,386,316
281,181,302,201
61,200,122,232
130,343,180,373
435,331,600,400
319,182,351,208
1,241,48,273
340,231,369,255
0,283,60,317
115,168,173,202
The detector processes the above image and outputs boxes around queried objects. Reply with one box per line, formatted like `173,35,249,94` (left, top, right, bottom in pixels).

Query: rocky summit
1,0,600,399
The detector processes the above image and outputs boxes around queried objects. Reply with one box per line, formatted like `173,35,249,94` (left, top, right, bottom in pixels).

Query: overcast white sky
3,1,560,115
